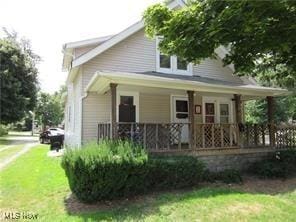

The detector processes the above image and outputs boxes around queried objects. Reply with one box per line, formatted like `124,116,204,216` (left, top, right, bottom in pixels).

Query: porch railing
98,122,296,151
194,124,239,149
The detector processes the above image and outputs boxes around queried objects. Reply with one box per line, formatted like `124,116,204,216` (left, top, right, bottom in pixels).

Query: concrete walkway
0,132,39,171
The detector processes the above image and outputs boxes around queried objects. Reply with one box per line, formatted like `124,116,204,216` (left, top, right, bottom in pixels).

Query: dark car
39,128,64,144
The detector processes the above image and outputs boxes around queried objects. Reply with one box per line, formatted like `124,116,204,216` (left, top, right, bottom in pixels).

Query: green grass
0,145,295,222
0,145,23,162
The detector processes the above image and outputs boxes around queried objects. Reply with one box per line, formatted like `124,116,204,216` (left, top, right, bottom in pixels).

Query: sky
0,0,161,93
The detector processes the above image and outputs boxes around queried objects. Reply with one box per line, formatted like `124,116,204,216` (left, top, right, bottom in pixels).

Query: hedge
249,149,296,178
0,125,9,136
61,140,205,203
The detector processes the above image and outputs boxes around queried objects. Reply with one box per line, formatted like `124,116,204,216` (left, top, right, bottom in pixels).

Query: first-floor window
205,103,215,123
175,100,188,119
220,104,230,123
203,98,232,124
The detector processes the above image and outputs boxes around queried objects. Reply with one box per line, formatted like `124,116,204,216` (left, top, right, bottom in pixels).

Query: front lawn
0,145,295,221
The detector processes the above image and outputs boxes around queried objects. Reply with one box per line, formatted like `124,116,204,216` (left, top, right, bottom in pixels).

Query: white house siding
139,93,170,123
82,92,111,142
65,71,82,147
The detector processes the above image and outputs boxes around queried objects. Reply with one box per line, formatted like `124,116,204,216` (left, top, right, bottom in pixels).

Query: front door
172,96,189,143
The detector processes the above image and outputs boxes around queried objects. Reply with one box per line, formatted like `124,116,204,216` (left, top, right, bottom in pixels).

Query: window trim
156,37,192,75
202,96,233,124
116,91,139,122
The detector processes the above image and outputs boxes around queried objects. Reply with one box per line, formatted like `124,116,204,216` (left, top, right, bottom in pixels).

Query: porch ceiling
86,71,288,97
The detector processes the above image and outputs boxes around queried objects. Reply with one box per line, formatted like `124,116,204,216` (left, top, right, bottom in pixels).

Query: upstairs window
156,37,192,75
176,57,188,71
159,53,171,69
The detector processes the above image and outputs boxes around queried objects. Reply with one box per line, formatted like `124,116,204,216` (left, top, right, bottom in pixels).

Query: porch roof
86,71,288,97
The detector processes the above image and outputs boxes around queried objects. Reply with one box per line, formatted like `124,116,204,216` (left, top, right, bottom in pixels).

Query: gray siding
194,58,242,83
139,93,170,123
81,28,242,91
82,92,111,142
82,29,156,90
72,27,243,145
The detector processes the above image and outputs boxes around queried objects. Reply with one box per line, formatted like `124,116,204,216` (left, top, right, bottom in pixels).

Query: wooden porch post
267,96,275,147
110,83,118,139
187,91,195,149
234,94,242,124
234,94,242,147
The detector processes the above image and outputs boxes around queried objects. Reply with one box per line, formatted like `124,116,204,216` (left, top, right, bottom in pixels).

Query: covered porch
87,71,295,153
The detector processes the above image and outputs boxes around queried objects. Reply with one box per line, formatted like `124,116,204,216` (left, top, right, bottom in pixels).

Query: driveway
0,132,39,170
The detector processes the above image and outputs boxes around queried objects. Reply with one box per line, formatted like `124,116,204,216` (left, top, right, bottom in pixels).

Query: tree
245,96,296,124
35,86,65,130
143,0,296,89
0,29,39,124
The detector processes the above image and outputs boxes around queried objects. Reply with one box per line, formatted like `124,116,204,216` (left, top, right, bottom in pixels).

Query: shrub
0,125,9,136
62,141,205,203
62,140,148,202
148,155,205,190
249,149,296,178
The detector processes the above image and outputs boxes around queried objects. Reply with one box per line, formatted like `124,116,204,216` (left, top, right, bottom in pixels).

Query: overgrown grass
0,145,295,221
0,145,23,162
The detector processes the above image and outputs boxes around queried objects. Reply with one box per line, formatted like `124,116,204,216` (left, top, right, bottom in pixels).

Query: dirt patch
227,203,263,215
64,192,157,213
230,176,296,195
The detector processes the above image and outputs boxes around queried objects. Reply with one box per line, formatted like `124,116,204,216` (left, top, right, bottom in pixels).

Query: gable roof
64,35,114,50
71,0,186,68
62,35,114,71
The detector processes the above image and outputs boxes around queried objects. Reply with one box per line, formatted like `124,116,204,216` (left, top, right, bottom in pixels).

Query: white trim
156,37,193,75
116,91,139,122
64,35,114,49
86,71,287,97
170,94,187,122
202,96,233,124
173,56,193,75
170,95,189,123
71,0,186,68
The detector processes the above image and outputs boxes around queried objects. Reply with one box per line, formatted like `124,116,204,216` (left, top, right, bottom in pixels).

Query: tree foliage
35,86,66,129
143,0,296,89
0,29,39,124
245,96,296,124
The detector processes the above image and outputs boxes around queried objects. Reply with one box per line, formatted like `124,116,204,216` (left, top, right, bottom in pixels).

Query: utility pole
29,111,35,136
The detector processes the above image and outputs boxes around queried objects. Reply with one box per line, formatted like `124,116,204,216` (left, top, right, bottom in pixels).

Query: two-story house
62,0,287,156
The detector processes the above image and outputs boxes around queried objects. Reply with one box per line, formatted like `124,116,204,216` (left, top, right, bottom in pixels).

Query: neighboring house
62,0,290,159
